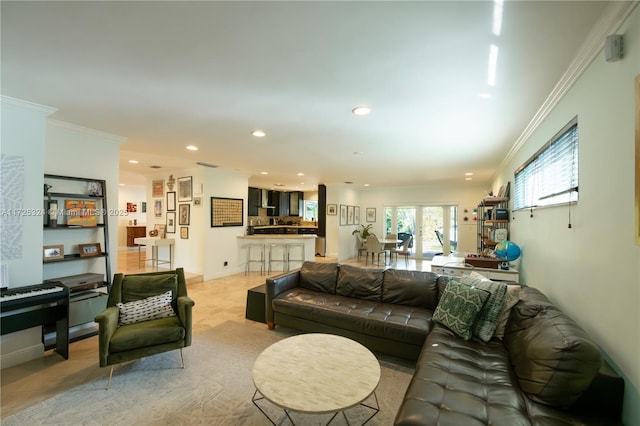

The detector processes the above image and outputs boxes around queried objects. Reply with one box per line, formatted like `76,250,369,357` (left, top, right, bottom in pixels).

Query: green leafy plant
352,224,375,239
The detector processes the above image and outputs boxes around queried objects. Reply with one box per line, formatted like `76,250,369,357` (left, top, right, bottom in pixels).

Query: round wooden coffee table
252,333,381,425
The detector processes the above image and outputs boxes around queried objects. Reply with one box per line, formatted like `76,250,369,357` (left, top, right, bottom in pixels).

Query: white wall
0,96,55,367
492,7,640,424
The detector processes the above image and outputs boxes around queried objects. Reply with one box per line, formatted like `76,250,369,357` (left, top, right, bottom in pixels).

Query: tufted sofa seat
265,262,624,425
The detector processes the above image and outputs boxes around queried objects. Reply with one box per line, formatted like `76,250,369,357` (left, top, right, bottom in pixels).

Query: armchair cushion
117,290,176,325
109,316,186,353
121,274,178,303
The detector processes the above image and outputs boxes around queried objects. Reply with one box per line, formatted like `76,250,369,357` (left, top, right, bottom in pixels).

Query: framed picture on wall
327,204,337,215
179,204,190,225
366,208,376,222
347,205,354,225
166,192,176,211
152,180,164,197
339,205,347,226
154,199,163,218
166,212,176,233
180,227,189,239
354,206,360,225
178,176,193,202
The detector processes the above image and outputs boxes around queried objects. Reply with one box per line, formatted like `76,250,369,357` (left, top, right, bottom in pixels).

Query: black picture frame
211,197,244,227
166,211,176,233
339,205,347,226
179,204,190,225
166,191,176,211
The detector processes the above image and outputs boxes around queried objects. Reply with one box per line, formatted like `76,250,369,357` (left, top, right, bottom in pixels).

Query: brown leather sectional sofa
265,262,624,425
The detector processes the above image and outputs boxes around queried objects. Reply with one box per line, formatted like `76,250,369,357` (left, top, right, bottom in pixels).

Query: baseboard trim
0,343,44,369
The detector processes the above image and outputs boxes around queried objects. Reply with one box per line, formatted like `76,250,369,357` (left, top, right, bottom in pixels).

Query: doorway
385,205,457,260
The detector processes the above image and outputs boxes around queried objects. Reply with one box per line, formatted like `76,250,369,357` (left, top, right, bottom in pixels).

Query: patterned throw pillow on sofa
117,290,176,326
433,279,491,340
460,275,508,342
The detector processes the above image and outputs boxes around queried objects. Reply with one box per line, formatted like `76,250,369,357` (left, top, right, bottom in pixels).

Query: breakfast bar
238,235,317,273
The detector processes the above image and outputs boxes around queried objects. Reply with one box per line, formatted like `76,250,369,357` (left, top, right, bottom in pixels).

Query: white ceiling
1,1,611,191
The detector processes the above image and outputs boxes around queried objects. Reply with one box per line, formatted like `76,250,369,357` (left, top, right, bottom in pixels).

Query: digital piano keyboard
1,282,70,359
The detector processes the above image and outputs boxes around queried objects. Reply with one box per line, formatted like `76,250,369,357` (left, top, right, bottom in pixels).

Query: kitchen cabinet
248,187,260,216
267,191,289,216
289,191,304,216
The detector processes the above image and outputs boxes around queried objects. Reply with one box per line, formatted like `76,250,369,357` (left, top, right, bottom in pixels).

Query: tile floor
1,248,432,418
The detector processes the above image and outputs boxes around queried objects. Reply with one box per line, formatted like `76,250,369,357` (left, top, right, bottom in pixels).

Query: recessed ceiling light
351,106,371,116
119,183,125,186
465,177,473,181
260,171,268,175
297,172,304,176
364,183,370,187
186,145,199,151
252,130,266,138
465,172,474,176
128,160,139,164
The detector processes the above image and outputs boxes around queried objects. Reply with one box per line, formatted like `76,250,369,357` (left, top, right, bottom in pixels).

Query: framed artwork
154,199,163,218
178,176,193,202
43,245,64,262
339,205,347,226
166,192,176,211
193,196,202,207
327,204,337,216
211,197,243,227
354,206,360,225
180,227,189,239
166,212,176,233
65,199,97,227
141,201,147,213
126,202,137,213
78,243,102,258
152,179,164,197
347,205,354,225
179,204,190,225
366,208,376,222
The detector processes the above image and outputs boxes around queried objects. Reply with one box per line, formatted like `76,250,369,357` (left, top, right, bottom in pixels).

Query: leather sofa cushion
273,288,432,346
395,324,530,426
505,287,602,408
336,264,383,301
299,261,339,294
381,269,439,310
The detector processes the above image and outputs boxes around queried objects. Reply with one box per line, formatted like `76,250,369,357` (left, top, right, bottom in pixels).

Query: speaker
605,34,623,62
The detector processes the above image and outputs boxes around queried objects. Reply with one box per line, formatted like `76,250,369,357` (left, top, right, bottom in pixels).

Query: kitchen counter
238,235,317,271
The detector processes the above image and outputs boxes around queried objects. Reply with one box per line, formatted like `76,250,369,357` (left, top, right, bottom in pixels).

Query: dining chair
384,233,398,250
391,235,412,266
356,236,367,261
366,235,387,265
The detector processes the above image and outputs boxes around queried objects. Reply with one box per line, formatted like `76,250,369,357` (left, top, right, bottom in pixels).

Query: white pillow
493,285,521,339
117,290,176,326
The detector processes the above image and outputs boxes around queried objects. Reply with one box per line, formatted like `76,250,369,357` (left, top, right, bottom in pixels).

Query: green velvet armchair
94,268,195,388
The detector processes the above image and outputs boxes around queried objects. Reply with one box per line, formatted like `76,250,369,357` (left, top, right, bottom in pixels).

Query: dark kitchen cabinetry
289,191,304,216
267,190,289,216
248,187,260,216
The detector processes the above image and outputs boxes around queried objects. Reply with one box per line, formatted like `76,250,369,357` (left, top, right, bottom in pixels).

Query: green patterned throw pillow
433,279,491,340
460,275,508,342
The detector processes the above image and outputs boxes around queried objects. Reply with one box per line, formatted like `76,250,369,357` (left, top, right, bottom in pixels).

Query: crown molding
47,118,127,144
0,95,57,117
498,0,639,174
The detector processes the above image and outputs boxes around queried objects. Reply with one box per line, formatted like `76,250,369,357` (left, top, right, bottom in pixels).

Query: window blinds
514,117,578,210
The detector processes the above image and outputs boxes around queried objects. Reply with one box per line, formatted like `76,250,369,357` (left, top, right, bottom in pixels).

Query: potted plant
352,224,375,240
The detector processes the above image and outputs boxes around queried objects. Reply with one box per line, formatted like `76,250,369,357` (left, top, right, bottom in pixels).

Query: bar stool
268,243,288,274
245,243,266,275
286,243,306,271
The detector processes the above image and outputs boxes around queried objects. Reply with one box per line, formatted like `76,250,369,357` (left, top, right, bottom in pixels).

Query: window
514,117,578,210
303,200,318,221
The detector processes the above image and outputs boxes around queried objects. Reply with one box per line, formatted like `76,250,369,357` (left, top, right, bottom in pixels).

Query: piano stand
1,283,70,360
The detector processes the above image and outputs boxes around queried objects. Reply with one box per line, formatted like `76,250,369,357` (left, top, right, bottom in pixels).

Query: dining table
378,238,402,265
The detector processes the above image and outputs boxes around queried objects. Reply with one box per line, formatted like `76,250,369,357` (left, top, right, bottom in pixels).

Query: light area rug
3,321,415,425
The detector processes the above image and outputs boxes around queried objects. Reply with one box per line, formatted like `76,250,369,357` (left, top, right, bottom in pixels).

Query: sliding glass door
385,205,457,260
